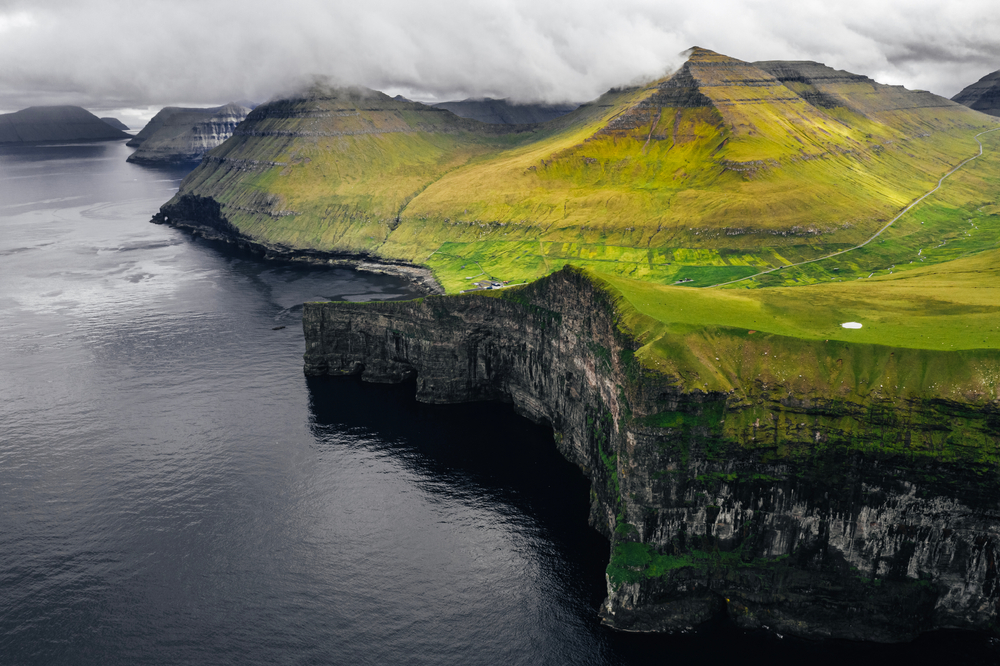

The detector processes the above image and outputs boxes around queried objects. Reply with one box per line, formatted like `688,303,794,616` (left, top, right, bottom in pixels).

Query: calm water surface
1,141,995,665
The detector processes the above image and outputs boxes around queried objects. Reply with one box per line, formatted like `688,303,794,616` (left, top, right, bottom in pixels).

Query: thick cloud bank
0,0,997,118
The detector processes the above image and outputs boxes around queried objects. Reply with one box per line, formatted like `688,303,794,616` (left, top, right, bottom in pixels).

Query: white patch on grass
841,322,862,329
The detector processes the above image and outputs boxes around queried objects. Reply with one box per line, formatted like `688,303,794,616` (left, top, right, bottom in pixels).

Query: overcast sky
1,0,997,126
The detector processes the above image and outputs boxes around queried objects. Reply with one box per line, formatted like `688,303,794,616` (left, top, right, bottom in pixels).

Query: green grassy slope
163,48,998,291
571,260,1000,423
718,129,1000,289
599,248,1000,352
408,49,996,289
169,86,549,254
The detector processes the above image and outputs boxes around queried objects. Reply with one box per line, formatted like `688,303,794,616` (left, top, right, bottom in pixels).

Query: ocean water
0,141,995,665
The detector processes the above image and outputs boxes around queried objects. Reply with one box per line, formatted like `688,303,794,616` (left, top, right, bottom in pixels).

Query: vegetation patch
606,541,792,588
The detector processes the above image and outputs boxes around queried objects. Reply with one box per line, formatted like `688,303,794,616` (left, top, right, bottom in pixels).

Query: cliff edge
303,266,1000,642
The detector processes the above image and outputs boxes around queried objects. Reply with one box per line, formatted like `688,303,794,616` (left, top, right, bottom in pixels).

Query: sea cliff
302,266,1000,642
127,103,251,164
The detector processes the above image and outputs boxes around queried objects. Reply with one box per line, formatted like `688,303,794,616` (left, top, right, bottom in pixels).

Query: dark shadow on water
306,374,603,549
184,234,427,303
0,140,131,163
306,375,1000,665
127,158,201,174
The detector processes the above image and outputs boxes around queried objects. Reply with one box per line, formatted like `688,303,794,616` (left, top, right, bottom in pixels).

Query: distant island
126,103,251,165
0,106,131,144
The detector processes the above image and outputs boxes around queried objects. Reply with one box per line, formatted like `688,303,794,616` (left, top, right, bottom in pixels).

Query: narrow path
707,127,1000,289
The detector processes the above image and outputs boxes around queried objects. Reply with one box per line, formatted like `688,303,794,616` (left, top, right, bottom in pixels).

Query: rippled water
1,141,995,665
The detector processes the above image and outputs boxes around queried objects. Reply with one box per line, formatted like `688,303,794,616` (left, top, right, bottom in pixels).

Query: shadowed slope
953,70,1000,117
432,98,579,124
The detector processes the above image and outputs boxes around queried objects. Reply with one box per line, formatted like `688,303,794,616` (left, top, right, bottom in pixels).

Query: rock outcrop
126,103,251,164
302,266,1000,642
953,70,1000,117
0,106,131,144
432,97,578,124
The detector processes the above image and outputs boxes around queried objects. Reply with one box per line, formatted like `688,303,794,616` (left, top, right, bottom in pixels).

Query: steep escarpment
303,266,1000,642
0,105,131,143
954,70,1000,117
127,103,251,164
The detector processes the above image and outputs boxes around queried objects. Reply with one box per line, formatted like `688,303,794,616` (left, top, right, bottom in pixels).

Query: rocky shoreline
151,194,444,295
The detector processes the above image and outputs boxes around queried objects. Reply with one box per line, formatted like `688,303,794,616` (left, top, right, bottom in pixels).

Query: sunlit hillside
162,48,998,292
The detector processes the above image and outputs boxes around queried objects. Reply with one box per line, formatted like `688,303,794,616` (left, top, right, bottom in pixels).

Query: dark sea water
1,141,996,665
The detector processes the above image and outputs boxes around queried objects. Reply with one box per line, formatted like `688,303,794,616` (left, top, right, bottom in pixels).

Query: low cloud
0,0,996,120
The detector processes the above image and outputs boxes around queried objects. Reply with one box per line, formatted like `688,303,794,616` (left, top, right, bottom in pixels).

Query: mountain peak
684,46,740,64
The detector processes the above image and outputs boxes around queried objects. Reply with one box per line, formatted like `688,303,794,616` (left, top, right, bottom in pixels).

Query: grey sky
1,0,997,126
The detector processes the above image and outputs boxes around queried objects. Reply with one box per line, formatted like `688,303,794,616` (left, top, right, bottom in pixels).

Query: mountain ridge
155,47,997,292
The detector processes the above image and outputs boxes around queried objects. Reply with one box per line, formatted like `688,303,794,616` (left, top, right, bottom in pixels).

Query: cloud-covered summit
0,0,997,122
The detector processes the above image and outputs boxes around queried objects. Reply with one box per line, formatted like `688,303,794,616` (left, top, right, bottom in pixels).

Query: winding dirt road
707,127,1000,289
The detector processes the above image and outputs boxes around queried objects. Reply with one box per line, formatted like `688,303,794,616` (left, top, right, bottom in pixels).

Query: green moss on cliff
607,540,795,589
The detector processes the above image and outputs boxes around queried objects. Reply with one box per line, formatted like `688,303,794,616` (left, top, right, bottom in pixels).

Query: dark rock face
152,194,240,238
953,71,1000,117
432,98,578,124
126,103,251,163
302,266,1000,642
0,106,131,144
639,63,716,109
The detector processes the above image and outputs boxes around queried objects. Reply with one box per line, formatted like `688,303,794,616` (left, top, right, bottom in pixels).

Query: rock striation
302,266,1000,642
432,97,578,124
0,105,131,144
126,103,251,164
754,60,957,113
953,70,1000,117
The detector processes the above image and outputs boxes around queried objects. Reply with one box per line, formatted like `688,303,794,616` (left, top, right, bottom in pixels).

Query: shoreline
150,207,445,295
